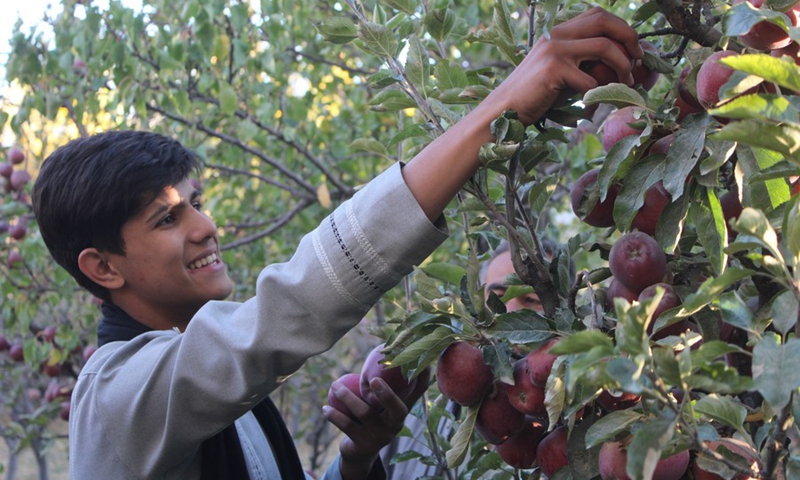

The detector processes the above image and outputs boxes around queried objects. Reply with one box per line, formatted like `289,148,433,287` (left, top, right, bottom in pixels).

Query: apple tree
313,0,800,478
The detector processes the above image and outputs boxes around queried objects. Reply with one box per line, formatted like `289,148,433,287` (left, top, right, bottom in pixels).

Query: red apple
475,382,526,444
507,357,547,417
7,250,22,268
609,232,668,293
677,65,705,120
720,187,744,239
9,340,24,362
601,106,648,153
9,222,26,240
436,341,494,407
495,417,547,469
7,146,24,165
596,389,641,411
535,425,570,477
0,162,12,178
360,344,418,410
696,51,775,112
607,278,641,310
599,441,690,480
40,325,57,343
41,362,62,377
328,372,364,420
632,40,661,91
525,337,561,387
735,0,800,51
691,438,759,480
571,168,620,228
44,378,61,402
9,169,31,191
630,181,671,236
0,335,9,351
59,400,71,421
638,282,686,338
580,40,632,87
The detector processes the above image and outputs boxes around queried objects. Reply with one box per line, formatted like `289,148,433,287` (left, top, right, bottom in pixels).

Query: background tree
2,0,800,479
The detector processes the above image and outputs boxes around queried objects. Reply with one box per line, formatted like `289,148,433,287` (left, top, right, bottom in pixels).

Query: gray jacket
68,163,448,479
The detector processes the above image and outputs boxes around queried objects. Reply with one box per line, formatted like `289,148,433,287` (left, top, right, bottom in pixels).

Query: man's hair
33,131,201,301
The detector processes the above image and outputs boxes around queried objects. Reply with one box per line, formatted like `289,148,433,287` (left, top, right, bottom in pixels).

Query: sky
0,1,62,70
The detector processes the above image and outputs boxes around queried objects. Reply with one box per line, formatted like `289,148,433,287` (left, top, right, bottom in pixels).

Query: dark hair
33,131,201,301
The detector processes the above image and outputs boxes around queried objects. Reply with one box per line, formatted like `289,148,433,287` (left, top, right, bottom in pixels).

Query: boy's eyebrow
144,188,201,224
487,282,508,291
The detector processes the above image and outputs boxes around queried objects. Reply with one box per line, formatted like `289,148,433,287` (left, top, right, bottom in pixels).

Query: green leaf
656,188,691,252
392,327,454,377
482,341,514,384
659,268,757,324
722,52,800,92
446,405,477,467
382,0,417,15
424,8,457,42
434,59,468,90
420,262,465,285
582,84,647,109
387,123,435,148
733,207,783,257
358,21,399,57
368,89,418,112
694,394,747,431
405,36,430,90
710,93,800,123
663,115,710,200
528,176,559,216
692,187,727,276
613,155,666,231
783,195,800,265
550,329,614,355
368,70,402,89
626,412,677,480
724,2,792,37
350,138,389,157
584,409,644,448
771,290,799,336
218,81,238,115
314,17,358,44
752,333,800,410
711,120,800,163
715,291,756,333
489,311,554,344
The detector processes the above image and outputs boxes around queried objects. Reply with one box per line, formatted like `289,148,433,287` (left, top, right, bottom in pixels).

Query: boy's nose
188,208,218,242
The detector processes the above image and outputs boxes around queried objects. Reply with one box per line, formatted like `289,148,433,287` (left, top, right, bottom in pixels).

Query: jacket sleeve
69,163,449,478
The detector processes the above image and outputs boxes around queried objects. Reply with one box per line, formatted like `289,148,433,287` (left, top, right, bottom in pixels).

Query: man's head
481,240,558,313
33,131,207,303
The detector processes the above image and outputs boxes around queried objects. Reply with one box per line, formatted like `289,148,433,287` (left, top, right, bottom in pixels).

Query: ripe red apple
59,400,71,421
735,0,799,51
720,322,753,376
495,417,547,469
359,344,418,409
676,65,705,120
630,181,671,236
436,341,494,407
596,389,641,411
772,39,800,65
571,168,620,228
9,169,31,191
0,221,8,235
7,146,24,165
7,250,23,268
535,425,570,477
42,362,62,377
475,382,526,444
606,278,641,310
638,282,685,338
507,357,547,417
9,222,26,240
599,441,690,480
601,106,647,153
648,134,675,156
696,50,775,111
82,344,98,361
525,337,560,387
720,187,744,239
691,438,759,480
328,372,364,420
44,379,61,403
8,340,24,362
0,162,12,178
632,40,661,91
0,335,9,351
40,325,57,343
580,40,632,87
608,232,668,293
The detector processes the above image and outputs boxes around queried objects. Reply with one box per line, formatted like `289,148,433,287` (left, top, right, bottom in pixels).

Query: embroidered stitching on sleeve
312,228,364,309
345,202,400,282
330,214,384,294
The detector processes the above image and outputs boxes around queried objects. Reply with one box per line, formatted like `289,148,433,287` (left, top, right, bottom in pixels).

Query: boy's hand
323,368,430,480
494,7,643,125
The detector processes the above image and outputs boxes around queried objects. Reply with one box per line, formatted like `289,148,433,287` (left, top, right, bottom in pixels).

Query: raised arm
402,7,642,221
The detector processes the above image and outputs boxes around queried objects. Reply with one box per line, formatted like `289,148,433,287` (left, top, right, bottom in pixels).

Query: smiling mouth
188,252,219,270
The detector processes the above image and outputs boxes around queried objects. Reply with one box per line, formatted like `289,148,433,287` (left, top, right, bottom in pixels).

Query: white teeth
189,253,218,270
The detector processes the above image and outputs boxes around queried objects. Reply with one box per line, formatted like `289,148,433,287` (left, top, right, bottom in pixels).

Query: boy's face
484,250,543,313
105,178,232,327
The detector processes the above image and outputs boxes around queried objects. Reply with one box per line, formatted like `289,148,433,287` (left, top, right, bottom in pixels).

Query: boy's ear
78,248,125,290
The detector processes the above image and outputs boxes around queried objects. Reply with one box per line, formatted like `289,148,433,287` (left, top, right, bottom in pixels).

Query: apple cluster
1,145,33,268
326,343,426,419
434,338,563,469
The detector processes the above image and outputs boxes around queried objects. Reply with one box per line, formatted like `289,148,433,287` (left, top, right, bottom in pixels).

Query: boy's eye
192,201,202,210
157,214,176,226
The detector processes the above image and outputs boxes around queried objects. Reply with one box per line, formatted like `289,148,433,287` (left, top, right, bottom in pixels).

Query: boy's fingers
551,7,642,60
